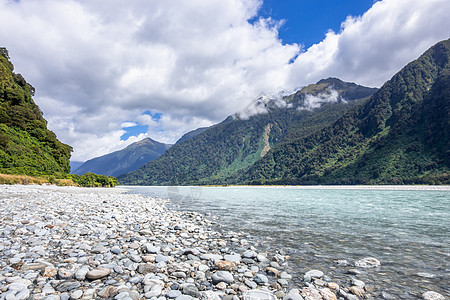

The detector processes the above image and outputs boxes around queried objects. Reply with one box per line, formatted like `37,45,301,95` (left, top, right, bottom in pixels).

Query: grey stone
351,278,365,288
244,279,258,289
245,290,276,300
212,271,234,284
347,269,362,275
43,295,61,300
305,270,324,278
86,268,111,280
242,250,257,258
75,268,89,280
172,271,187,279
155,254,172,263
145,285,162,298
254,273,269,285
283,289,304,300
91,245,107,253
224,254,241,263
354,257,381,268
130,254,142,263
200,253,223,262
256,254,268,262
145,244,161,254
56,281,81,292
182,284,200,298
175,296,192,300
15,289,31,300
70,290,83,299
183,248,200,256
422,291,445,300
138,263,157,274
167,290,182,299
111,246,122,254
280,272,292,280
58,268,73,280
129,276,142,284
7,282,28,291
381,291,396,300
278,279,289,287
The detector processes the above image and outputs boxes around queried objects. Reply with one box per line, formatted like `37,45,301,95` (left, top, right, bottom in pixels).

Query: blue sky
0,0,448,161
257,0,378,47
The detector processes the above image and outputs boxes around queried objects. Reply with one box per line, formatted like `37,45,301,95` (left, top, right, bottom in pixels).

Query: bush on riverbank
69,173,119,187
0,173,118,187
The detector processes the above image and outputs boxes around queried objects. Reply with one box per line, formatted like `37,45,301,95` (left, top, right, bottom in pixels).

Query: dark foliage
0,48,72,176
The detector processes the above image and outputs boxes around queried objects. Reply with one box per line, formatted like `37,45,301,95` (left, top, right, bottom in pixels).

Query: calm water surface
126,186,450,299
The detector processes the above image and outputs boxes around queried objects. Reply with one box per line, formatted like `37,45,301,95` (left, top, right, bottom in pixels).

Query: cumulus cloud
288,0,450,87
0,0,448,161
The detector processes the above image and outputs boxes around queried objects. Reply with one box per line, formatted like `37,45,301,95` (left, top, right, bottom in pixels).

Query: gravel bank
0,185,445,300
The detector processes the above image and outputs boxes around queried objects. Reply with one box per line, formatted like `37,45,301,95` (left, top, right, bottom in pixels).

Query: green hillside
119,78,377,185
0,48,72,176
238,39,450,185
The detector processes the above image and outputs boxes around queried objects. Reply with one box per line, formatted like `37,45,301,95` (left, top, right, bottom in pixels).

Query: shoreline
0,184,445,300
121,184,450,191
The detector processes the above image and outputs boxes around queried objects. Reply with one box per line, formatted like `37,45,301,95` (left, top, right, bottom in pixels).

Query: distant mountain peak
73,137,171,177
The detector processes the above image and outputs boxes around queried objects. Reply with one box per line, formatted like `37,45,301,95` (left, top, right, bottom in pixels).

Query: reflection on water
126,186,450,299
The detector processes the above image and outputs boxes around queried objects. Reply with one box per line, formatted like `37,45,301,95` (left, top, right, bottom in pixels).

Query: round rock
167,290,182,299
86,268,111,280
254,274,269,285
183,284,200,298
355,257,381,268
422,291,445,300
212,271,234,284
305,270,324,279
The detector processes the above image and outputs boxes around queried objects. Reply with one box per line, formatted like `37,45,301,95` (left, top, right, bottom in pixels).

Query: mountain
237,39,450,185
176,126,211,144
70,161,84,173
0,48,72,176
119,78,378,185
73,138,172,177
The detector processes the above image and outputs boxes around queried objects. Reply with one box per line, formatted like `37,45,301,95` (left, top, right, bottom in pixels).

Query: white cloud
121,122,138,128
0,0,448,161
289,0,450,87
300,89,342,111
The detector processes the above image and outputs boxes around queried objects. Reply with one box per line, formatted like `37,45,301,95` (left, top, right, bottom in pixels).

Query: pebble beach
0,185,446,300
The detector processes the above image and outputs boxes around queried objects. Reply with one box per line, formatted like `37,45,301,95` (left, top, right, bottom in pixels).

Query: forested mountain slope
119,78,377,185
0,48,72,176
238,39,450,185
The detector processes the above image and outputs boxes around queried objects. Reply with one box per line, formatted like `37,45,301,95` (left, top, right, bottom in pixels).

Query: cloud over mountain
0,0,448,160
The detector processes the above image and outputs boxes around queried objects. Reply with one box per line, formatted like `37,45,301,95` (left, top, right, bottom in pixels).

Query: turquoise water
126,186,450,299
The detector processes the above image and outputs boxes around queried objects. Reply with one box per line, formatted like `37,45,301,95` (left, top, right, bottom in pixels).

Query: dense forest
120,39,449,185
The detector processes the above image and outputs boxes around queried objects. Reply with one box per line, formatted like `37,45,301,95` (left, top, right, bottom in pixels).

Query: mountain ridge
119,78,378,185
73,137,171,177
